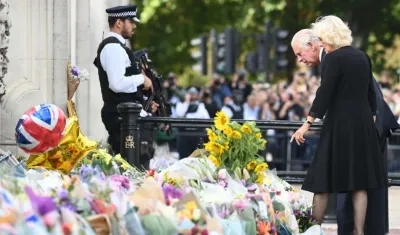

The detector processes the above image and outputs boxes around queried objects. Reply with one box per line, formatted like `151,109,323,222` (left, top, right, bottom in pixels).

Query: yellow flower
259,139,267,147
206,128,218,141
185,201,198,210
246,160,257,170
208,155,221,167
223,126,234,137
255,132,262,139
223,142,230,151
232,131,242,139
255,173,265,184
204,141,226,156
240,124,252,134
214,112,230,130
255,163,268,173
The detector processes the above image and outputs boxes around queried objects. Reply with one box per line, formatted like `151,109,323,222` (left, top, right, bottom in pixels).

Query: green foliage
131,0,400,78
177,68,209,88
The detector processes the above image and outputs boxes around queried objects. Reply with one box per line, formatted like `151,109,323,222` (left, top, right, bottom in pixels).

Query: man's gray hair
291,29,320,48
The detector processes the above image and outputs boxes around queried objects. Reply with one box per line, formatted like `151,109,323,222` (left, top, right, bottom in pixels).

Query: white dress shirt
319,47,324,62
221,101,242,118
175,101,210,119
314,47,324,123
100,32,144,93
243,103,260,120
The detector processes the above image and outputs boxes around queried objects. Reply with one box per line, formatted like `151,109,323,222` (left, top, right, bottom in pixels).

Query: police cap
106,5,140,22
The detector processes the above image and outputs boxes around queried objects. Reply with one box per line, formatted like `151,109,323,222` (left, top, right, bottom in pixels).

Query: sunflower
223,125,234,137
240,124,252,134
206,128,218,141
255,163,268,173
214,111,230,130
208,155,221,167
231,130,242,139
246,160,257,170
204,141,227,156
255,173,265,184
255,132,262,139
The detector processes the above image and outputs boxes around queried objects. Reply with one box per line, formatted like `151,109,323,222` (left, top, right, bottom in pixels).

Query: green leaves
132,0,400,76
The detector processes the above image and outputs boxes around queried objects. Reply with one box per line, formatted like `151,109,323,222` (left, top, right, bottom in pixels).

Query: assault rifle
133,49,172,134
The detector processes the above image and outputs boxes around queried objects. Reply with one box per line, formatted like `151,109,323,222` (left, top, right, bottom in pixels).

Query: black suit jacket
320,50,399,145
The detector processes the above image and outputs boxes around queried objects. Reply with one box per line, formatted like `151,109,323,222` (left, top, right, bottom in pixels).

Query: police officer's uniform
93,5,144,154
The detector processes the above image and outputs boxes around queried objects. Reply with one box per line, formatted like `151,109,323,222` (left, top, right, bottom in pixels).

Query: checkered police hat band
108,11,136,17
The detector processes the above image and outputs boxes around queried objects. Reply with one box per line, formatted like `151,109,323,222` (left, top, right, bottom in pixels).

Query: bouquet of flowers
67,63,90,100
204,112,267,184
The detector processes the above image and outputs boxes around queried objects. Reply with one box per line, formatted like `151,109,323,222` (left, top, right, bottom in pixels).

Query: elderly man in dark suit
291,29,399,235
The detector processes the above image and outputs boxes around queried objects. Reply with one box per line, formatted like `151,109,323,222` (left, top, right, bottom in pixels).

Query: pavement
293,185,400,234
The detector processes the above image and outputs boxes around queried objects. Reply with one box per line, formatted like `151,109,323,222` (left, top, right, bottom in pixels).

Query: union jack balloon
15,104,67,154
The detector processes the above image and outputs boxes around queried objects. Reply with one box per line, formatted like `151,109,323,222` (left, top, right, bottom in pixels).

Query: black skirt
302,117,386,193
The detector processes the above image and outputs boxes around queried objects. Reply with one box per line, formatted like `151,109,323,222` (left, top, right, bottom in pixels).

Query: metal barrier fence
118,102,399,230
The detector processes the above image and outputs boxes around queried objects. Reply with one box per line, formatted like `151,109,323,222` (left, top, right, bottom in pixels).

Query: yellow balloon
26,115,98,174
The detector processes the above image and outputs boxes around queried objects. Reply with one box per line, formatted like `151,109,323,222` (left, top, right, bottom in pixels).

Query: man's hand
143,75,153,92
373,115,376,123
151,101,159,113
185,94,191,103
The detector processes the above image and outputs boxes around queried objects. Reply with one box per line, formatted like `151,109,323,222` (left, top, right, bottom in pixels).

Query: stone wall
0,0,130,155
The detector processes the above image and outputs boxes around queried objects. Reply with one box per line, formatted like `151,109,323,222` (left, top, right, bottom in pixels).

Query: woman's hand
290,123,310,145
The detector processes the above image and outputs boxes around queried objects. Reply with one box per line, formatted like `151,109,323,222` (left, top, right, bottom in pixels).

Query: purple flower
110,175,131,190
247,183,257,191
25,186,57,216
162,184,183,205
71,66,80,76
79,164,98,182
58,188,69,200
203,178,212,183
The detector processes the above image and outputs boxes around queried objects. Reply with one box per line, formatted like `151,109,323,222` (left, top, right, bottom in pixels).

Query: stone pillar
0,0,131,155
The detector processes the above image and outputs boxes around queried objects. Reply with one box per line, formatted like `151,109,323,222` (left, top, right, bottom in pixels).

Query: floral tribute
0,110,322,235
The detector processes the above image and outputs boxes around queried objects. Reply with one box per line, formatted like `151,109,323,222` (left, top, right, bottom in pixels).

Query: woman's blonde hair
311,15,353,49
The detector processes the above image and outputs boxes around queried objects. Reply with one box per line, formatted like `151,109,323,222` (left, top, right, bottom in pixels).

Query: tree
131,0,400,77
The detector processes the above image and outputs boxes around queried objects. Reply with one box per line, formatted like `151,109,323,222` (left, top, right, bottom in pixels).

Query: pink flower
218,169,227,180
110,175,130,190
218,180,227,188
42,212,58,227
233,199,248,211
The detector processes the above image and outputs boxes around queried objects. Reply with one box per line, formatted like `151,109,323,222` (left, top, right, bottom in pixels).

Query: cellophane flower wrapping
149,142,179,170
262,169,300,234
158,157,217,185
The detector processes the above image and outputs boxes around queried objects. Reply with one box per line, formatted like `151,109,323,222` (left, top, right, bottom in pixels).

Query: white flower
78,69,90,81
218,169,227,180
192,208,201,221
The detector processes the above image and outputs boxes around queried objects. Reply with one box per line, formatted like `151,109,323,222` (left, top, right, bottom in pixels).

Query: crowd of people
160,67,400,171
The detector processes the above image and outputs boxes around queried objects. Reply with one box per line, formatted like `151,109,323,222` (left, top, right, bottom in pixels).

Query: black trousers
101,103,121,155
336,141,388,235
101,102,156,167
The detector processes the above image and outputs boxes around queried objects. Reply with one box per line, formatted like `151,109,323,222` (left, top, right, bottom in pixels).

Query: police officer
93,5,158,155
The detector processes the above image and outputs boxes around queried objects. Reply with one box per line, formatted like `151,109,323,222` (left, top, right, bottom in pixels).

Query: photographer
202,89,218,118
210,75,232,109
230,70,252,106
221,95,243,119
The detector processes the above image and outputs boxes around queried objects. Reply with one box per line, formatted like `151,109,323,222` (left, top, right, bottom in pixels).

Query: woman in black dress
291,16,385,234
